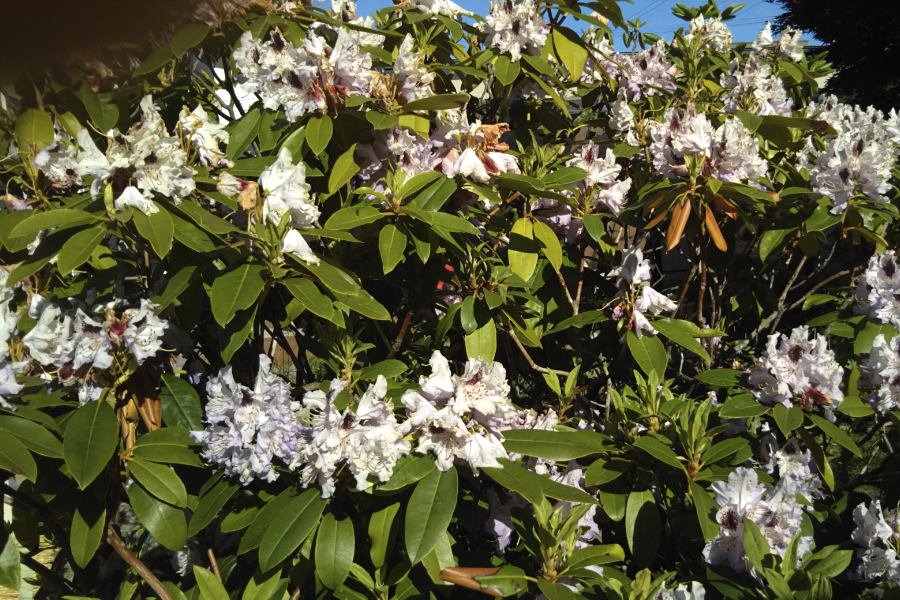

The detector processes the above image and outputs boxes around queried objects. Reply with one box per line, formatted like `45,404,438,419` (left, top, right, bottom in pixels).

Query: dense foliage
0,1,899,599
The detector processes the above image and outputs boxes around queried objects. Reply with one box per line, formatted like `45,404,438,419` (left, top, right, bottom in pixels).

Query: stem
696,245,707,326
487,191,521,218
574,245,586,308
556,270,578,315
386,309,414,359
107,527,175,600
786,269,850,311
751,255,808,340
672,266,696,317
207,548,223,583
507,328,570,376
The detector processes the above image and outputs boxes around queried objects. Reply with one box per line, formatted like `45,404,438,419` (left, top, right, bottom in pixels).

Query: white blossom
394,35,435,102
282,229,320,265
260,148,319,228
859,333,900,413
753,22,804,61
122,300,168,364
179,105,233,169
480,0,547,63
852,501,900,583
721,54,792,117
116,185,159,216
855,251,900,330
685,16,732,53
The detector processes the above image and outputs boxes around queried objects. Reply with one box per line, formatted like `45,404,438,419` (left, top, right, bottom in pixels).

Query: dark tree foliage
769,0,900,110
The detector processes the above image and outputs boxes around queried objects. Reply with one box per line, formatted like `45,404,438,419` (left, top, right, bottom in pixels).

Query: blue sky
352,0,816,48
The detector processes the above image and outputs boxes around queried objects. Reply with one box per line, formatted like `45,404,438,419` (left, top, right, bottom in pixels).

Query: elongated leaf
16,108,55,153
133,45,175,77
227,108,262,160
532,219,563,271
583,458,630,486
695,369,744,387
482,462,544,505
238,489,298,554
400,93,469,112
625,490,659,568
128,482,187,551
189,478,239,537
132,427,201,466
0,416,63,458
331,289,391,320
64,400,118,488
773,404,804,436
0,435,37,482
651,318,712,362
689,480,720,542
807,414,862,457
194,565,230,600
306,114,333,155
379,224,407,274
159,375,204,431
493,55,520,86
552,27,588,80
502,429,608,460
210,260,267,327
626,331,667,377
133,208,174,258
508,218,538,281
465,317,496,362
564,544,626,573
358,360,407,381
71,489,107,567
409,178,457,211
80,86,119,132
283,277,334,320
128,458,187,507
633,436,683,470
328,144,361,194
369,503,400,568
11,209,95,238
742,518,769,573
718,394,768,418
316,514,355,589
376,454,436,492
324,206,385,230
259,489,327,571
405,466,458,565
798,428,835,490
0,529,20,591
701,438,749,465
58,227,106,275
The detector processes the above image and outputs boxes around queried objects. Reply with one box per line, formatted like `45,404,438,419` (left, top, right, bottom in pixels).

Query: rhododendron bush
2,0,900,597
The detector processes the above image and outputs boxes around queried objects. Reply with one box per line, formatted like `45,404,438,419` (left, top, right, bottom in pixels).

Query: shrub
0,0,898,598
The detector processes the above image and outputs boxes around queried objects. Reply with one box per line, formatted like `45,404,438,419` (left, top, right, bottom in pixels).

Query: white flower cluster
233,24,376,121
609,247,676,338
801,95,900,214
648,105,766,182
192,355,301,484
532,143,632,244
178,105,233,169
720,54,792,117
704,464,816,571
590,40,676,101
21,296,166,385
748,325,844,411
408,0,471,18
855,251,900,331
684,16,733,53
859,334,900,413
257,148,321,264
852,500,900,583
401,351,556,472
0,271,17,363
292,376,409,498
35,96,200,215
752,22,805,62
480,0,548,63
657,582,706,600
394,34,436,103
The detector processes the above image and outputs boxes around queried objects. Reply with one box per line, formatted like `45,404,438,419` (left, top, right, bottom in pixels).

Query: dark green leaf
63,400,118,488
128,481,187,551
160,375,204,431
258,488,326,571
316,514,355,589
405,466,458,565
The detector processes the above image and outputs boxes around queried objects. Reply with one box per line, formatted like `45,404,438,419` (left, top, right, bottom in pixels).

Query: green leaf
194,565,230,600
0,416,63,458
718,394,768,418
80,86,119,132
405,466,458,565
633,436,683,470
0,529,20,591
128,458,187,507
159,375,204,431
695,369,744,387
241,569,284,600
324,206,385,230
465,318,497,362
58,227,106,275
258,489,327,571
379,224,407,274
493,55,520,86
689,480,720,542
226,108,262,161
128,482,187,551
331,289,391,321
651,318,713,362
11,209,96,238
316,514,355,589
701,438,749,465
368,503,401,568
189,478,239,537
71,487,107,568
238,489,297,554
409,178,457,211
626,331,667,377
306,114,333,155
365,111,399,130
283,278,334,320
132,428,201,466
16,108,55,153
545,310,609,335
532,220,563,271
508,218,538,281
552,27,588,81
210,260,267,327
63,400,118,488
171,23,210,56
400,93,469,112
625,490,659,569
501,429,608,460
564,544,626,574
376,454,436,492
583,458,630,486
429,212,480,234
133,45,175,77
760,226,796,262
357,360,407,381
328,144,361,194
742,518,769,573
798,427,835,490
0,435,37,482
805,548,852,578
807,414,862,457
537,580,576,600
772,404,804,436
133,208,174,258
482,463,544,506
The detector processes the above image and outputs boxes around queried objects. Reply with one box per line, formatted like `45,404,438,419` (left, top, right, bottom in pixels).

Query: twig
507,328,570,376
696,245,708,326
574,245,586,308
556,270,578,315
289,587,302,600
107,527,175,600
207,548,223,583
786,269,850,311
386,309,414,359
672,266,696,317
750,255,808,341
487,191,521,218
